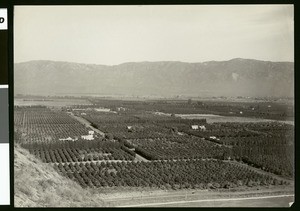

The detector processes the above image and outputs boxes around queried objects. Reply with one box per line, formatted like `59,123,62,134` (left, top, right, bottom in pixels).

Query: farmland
14,97,294,206
14,96,91,107
14,106,92,143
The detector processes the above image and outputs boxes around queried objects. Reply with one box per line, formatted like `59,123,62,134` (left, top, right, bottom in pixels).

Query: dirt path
101,186,294,207
117,194,294,207
69,112,105,137
244,127,269,136
134,154,149,162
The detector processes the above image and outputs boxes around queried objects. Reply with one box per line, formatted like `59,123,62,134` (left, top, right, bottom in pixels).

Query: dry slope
14,144,106,207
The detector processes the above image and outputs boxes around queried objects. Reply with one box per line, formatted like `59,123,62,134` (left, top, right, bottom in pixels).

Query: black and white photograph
13,5,294,207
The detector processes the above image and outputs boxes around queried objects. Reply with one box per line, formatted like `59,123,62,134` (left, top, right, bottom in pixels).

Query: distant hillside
14,144,106,207
14,58,294,98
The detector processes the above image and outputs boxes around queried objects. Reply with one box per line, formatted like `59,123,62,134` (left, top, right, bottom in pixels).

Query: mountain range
14,58,294,98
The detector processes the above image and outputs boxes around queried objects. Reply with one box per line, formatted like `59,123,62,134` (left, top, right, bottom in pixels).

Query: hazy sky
14,5,294,65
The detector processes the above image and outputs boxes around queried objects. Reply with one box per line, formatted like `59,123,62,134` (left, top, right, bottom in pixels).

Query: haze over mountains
14,58,294,98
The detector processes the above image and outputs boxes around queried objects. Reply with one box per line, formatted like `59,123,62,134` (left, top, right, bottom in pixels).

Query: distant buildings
59,130,95,141
81,134,94,140
191,125,206,131
95,108,111,112
127,126,134,132
117,107,126,111
81,130,95,140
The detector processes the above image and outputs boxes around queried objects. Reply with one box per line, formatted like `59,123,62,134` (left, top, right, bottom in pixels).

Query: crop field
23,140,136,163
14,106,91,143
54,160,287,189
14,98,294,193
88,98,294,121
128,137,230,160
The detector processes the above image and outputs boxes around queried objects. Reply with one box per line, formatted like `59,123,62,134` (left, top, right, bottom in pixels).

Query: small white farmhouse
191,125,199,130
117,107,126,111
81,134,94,140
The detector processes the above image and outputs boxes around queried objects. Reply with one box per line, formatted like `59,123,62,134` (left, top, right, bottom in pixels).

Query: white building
88,130,94,135
118,107,126,111
191,125,199,130
81,134,94,140
95,108,111,112
199,125,206,131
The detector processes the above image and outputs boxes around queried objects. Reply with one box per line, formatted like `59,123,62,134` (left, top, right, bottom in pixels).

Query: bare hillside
14,144,106,207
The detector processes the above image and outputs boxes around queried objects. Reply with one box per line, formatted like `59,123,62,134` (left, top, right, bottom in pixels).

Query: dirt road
117,194,294,207
69,112,105,137
101,187,294,207
134,153,149,162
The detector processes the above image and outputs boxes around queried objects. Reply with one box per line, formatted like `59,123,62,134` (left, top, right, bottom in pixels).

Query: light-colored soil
180,114,294,125
14,144,107,207
134,153,149,162
125,195,294,207
96,185,294,207
154,111,294,125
